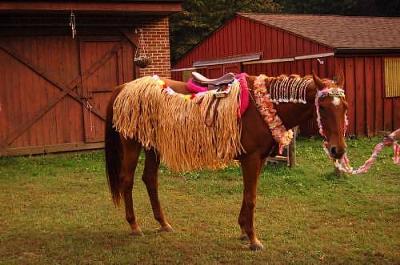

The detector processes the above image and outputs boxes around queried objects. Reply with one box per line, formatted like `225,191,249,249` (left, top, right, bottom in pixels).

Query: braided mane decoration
268,74,313,104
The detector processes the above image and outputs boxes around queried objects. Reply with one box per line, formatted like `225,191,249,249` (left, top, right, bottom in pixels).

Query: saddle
191,72,236,127
192,72,235,91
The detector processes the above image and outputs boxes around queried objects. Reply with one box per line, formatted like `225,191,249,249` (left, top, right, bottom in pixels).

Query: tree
275,0,400,16
170,0,280,63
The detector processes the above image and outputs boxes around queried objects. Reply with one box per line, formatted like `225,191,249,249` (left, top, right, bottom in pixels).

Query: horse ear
312,71,324,90
336,71,345,87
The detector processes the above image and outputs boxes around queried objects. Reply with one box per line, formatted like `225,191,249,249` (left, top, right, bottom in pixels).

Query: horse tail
105,86,124,206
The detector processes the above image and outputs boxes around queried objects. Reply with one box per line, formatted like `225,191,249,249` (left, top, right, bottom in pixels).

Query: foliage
1,138,400,264
276,0,400,16
169,0,280,63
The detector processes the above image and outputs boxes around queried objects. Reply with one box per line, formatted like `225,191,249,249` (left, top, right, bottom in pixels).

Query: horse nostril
330,146,337,156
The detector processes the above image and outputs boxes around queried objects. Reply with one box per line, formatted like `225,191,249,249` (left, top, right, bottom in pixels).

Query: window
384,57,400,97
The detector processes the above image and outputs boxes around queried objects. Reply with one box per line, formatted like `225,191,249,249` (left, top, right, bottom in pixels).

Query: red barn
0,0,182,156
172,13,400,136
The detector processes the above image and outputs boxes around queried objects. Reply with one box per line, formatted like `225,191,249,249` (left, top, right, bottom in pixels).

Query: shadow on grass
2,228,257,265
2,228,183,264
321,170,349,183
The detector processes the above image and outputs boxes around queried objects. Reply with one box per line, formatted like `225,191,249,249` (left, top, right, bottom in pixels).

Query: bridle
314,86,348,153
315,86,399,173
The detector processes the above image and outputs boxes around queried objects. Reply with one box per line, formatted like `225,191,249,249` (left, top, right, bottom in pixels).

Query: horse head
313,72,348,159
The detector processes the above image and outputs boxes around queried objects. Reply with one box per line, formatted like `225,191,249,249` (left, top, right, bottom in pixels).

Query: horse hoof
239,233,249,241
130,229,144,237
249,241,264,251
157,224,174,233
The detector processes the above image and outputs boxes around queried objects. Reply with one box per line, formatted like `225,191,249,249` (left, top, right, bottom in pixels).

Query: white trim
193,53,262,67
173,52,335,71
294,52,334,60
171,67,199,72
242,52,335,65
243,57,294,65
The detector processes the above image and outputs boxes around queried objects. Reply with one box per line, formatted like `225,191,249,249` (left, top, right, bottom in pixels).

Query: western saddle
192,72,235,92
191,72,236,127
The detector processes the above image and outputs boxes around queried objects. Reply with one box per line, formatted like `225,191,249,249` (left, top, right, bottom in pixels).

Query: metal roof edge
192,53,262,67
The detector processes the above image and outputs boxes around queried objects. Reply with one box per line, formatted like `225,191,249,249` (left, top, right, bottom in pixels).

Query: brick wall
137,17,171,78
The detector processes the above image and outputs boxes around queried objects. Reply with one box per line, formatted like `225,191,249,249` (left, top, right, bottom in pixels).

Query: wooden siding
335,56,399,136
173,15,400,136
174,15,333,69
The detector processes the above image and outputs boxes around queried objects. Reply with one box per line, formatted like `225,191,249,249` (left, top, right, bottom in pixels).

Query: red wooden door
0,34,135,156
79,38,134,142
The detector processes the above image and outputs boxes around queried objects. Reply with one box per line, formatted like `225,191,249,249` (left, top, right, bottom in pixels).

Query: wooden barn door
79,37,132,143
0,34,135,156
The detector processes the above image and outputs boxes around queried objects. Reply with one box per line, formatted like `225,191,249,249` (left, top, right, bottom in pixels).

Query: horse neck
275,84,317,130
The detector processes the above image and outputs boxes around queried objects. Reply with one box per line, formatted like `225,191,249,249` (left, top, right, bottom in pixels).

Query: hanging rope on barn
134,28,151,68
69,10,77,39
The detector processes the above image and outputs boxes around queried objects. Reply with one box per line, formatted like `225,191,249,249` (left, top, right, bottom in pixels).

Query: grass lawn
0,137,399,264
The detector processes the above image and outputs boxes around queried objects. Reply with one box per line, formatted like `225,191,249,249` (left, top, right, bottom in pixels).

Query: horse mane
262,74,314,104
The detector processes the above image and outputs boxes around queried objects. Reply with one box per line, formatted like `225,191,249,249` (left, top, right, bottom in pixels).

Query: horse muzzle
329,145,346,160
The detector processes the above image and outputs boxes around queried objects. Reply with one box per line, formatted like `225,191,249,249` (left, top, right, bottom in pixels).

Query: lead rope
316,89,400,174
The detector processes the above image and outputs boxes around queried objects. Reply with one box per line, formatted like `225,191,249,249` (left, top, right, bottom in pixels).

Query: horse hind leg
142,149,173,232
120,137,143,236
238,154,265,251
239,157,266,243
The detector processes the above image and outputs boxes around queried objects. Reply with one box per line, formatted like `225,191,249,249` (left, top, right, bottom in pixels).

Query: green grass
1,137,399,264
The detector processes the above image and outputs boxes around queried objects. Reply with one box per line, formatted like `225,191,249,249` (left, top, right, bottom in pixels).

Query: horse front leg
238,153,264,251
142,149,173,232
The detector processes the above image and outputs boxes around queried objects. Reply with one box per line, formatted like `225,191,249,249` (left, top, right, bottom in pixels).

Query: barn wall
334,56,399,136
0,15,173,156
174,15,333,69
173,14,399,136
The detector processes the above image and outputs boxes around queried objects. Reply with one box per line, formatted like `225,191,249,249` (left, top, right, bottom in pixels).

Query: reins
315,87,400,174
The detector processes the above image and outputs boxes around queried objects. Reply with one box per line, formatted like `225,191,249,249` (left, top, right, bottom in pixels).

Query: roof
0,0,182,13
238,13,400,51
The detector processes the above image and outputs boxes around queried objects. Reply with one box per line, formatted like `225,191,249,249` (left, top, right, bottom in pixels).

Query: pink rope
394,143,400,165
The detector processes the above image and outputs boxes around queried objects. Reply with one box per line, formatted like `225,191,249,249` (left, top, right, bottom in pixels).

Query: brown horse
105,72,348,251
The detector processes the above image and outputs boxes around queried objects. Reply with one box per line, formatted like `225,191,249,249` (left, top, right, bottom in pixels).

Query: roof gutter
335,48,400,56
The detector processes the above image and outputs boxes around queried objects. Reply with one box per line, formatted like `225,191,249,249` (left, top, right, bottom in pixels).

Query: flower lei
315,87,400,174
253,74,293,154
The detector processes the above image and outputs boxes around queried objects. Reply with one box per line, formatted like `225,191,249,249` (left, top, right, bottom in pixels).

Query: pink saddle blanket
186,73,250,116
